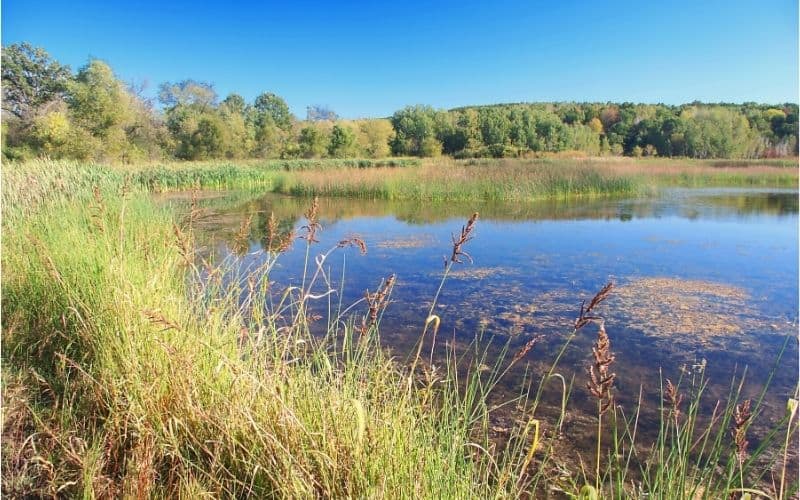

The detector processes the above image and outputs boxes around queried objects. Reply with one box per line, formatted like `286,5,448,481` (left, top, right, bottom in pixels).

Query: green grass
2,160,798,497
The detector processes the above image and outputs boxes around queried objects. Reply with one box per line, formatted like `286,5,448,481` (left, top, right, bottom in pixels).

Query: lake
160,187,799,460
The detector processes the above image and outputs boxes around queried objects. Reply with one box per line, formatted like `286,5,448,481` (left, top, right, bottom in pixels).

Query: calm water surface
161,188,799,456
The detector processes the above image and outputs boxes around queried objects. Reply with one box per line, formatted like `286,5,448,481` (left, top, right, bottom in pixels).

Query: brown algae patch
611,277,789,345
449,278,792,342
469,288,585,336
375,234,435,249
445,266,518,280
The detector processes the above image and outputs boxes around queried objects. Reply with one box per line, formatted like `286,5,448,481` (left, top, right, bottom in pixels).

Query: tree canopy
2,43,797,162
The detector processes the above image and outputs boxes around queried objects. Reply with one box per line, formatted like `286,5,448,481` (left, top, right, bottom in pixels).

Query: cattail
587,321,616,415
449,212,479,266
731,399,752,464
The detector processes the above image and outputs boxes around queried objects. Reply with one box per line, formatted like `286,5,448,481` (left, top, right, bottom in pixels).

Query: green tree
221,93,247,116
390,105,440,156
190,115,225,159
298,125,329,158
681,106,756,158
328,124,357,158
216,94,253,158
66,59,141,160
254,93,293,131
478,107,510,146
420,136,443,157
67,60,132,137
357,119,394,158
1,42,71,121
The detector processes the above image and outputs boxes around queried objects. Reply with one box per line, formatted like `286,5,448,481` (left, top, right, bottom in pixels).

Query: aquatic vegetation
444,266,518,280
2,161,797,497
612,277,794,345
375,234,435,249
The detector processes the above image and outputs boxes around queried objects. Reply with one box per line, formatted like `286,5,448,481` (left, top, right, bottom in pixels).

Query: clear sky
3,0,798,118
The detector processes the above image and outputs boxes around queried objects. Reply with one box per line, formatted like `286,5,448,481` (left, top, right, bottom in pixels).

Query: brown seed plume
338,236,368,255
142,309,181,332
265,212,279,251
301,196,321,243
361,274,396,335
449,212,479,266
510,335,545,367
89,185,106,234
173,223,194,267
575,281,614,330
731,399,752,464
587,321,616,415
264,212,295,253
663,378,684,419
232,215,253,256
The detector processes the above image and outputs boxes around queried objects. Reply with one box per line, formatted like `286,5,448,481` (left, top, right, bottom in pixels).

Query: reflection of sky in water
163,188,799,454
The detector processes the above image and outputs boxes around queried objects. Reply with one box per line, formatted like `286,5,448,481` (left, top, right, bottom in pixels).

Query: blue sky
3,0,798,118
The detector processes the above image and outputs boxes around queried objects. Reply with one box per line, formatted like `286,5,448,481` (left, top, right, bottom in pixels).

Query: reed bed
2,161,798,498
5,157,796,207
270,160,646,201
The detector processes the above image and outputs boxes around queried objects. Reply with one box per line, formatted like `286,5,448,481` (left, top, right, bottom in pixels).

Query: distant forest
3,43,798,162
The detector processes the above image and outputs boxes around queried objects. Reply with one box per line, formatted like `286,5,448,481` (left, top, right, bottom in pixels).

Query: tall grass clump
3,161,797,497
1,170,543,496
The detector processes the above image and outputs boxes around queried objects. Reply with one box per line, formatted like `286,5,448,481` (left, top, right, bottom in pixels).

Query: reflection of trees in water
174,190,798,233
694,192,798,216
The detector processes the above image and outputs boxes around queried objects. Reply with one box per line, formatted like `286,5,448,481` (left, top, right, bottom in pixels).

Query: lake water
160,187,799,458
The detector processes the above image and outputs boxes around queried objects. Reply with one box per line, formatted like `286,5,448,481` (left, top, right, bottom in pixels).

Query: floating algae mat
471,289,580,337
445,266,519,280
375,234,436,249
450,278,793,344
610,277,792,346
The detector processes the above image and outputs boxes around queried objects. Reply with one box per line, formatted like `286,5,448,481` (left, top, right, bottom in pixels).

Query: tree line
2,43,797,162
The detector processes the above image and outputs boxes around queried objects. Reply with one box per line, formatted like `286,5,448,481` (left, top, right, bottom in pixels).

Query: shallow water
160,187,799,461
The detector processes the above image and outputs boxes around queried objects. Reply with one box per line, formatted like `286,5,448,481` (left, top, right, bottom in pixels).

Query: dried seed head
232,215,253,256
663,379,684,419
731,399,752,464
575,281,614,330
278,229,295,253
587,321,616,415
510,335,545,367
301,196,322,243
173,223,194,266
361,274,396,335
142,309,181,332
449,212,479,266
338,236,367,255
265,212,279,251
